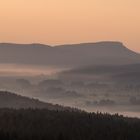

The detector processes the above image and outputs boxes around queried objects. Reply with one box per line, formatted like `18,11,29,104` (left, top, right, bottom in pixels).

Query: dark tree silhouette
0,108,139,140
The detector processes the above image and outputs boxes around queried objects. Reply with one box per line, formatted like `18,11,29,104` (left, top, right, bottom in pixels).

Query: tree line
0,108,139,140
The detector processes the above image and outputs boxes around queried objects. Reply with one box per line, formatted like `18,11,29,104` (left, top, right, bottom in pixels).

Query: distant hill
61,64,140,75
59,64,140,84
0,91,71,110
0,42,140,67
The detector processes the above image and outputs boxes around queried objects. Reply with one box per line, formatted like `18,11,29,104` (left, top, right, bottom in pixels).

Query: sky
0,0,140,52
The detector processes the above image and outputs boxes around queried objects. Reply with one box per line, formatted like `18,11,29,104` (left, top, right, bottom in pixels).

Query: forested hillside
0,91,71,110
0,108,139,140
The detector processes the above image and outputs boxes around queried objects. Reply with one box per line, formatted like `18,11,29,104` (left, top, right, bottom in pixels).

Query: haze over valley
0,41,140,118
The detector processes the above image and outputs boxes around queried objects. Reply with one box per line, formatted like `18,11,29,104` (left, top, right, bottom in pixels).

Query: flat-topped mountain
0,41,139,67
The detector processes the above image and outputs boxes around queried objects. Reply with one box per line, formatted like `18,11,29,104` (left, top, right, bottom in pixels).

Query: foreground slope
0,91,69,110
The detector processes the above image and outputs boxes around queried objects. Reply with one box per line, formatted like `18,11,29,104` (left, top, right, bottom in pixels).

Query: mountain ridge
0,41,139,67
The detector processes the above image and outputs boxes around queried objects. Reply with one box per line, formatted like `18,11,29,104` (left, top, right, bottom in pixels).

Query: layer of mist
0,42,140,118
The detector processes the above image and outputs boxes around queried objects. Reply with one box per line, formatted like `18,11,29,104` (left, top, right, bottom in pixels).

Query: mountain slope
0,91,69,110
0,42,139,67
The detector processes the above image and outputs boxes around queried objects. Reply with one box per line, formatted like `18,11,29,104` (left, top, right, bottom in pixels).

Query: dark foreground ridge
0,108,139,140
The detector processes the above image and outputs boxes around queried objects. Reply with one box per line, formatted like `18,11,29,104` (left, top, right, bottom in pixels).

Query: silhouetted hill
0,42,139,67
0,91,71,110
60,64,140,84
61,63,140,74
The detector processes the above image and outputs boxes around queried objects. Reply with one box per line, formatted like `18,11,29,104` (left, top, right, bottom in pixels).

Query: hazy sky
0,0,140,52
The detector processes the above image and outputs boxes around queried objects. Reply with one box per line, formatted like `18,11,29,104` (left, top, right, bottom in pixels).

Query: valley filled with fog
1,64,140,118
0,42,140,118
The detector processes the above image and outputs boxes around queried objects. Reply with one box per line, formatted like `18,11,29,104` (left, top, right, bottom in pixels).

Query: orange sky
0,0,140,52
